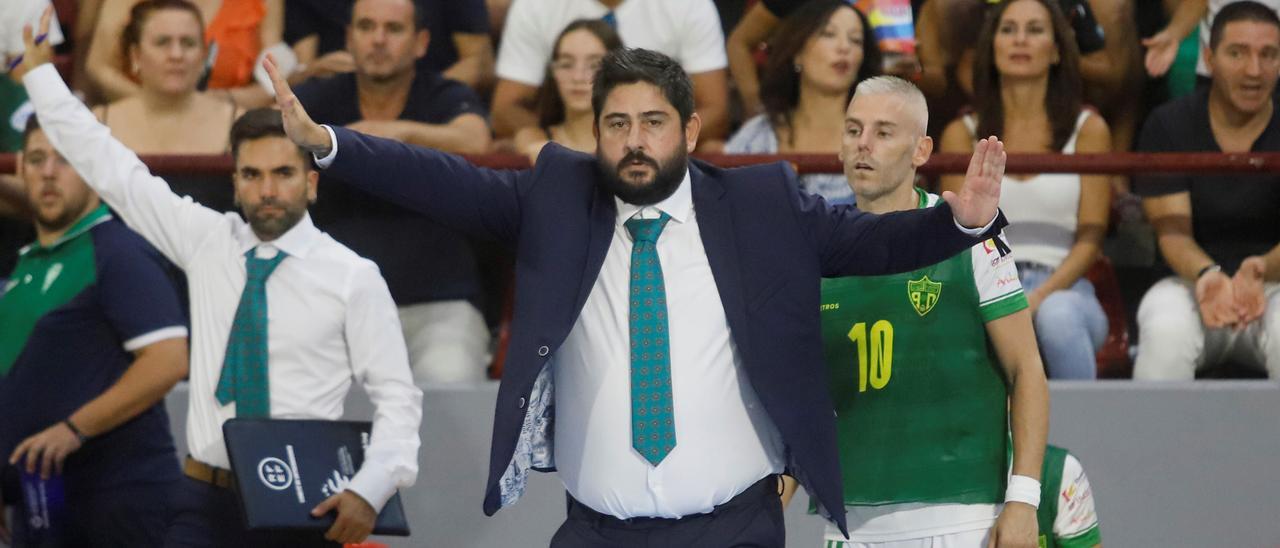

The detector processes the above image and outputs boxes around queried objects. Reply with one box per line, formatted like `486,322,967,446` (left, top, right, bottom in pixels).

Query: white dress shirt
24,64,422,511
553,171,787,519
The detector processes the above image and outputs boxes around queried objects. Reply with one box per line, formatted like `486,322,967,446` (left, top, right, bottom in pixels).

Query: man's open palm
262,56,332,155
943,136,1006,229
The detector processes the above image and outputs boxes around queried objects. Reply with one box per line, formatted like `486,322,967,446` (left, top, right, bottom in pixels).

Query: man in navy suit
264,48,1010,546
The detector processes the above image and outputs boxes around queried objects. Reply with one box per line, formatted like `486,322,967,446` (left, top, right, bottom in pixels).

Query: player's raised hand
7,6,56,82
943,136,1006,229
262,55,333,156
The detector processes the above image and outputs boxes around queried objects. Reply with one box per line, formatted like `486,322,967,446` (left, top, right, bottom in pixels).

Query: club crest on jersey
907,275,942,316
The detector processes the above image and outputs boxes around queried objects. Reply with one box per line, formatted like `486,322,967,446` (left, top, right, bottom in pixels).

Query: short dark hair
759,0,881,145
351,0,427,32
592,48,695,126
1210,1,1280,52
229,108,312,168
536,19,624,129
20,114,41,151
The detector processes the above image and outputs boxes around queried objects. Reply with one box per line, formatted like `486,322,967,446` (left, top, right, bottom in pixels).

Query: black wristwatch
1197,263,1223,280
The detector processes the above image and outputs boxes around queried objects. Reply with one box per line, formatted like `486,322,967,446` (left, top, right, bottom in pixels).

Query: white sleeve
313,125,338,169
22,64,224,269
494,0,553,86
342,261,423,512
971,230,1027,322
676,0,728,74
1053,453,1101,541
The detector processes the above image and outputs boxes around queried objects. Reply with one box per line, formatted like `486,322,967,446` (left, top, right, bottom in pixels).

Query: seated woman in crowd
90,0,244,214
87,0,282,108
513,19,622,163
940,0,1111,379
95,0,240,154
725,0,881,203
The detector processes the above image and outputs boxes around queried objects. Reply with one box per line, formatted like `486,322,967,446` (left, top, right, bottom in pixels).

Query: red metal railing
7,151,1280,175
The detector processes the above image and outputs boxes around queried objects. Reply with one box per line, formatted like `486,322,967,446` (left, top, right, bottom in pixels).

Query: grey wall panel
165,381,1280,547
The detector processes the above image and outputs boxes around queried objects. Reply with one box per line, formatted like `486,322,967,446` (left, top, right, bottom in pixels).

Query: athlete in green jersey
809,77,1051,548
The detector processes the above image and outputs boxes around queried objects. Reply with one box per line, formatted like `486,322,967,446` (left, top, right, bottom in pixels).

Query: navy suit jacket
323,127,1007,534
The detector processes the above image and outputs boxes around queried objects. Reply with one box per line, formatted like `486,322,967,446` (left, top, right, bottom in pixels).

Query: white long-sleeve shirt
23,64,422,511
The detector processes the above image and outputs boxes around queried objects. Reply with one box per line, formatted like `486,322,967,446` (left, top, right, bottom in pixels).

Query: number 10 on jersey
849,320,894,392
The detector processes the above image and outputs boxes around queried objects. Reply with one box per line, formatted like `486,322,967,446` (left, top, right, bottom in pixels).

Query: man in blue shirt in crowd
0,115,189,546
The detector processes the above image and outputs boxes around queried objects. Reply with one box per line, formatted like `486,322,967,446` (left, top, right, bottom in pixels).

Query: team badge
907,275,942,316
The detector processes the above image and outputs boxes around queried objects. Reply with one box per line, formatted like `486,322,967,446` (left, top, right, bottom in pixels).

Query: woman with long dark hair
940,0,1111,379
725,0,881,202
514,19,622,162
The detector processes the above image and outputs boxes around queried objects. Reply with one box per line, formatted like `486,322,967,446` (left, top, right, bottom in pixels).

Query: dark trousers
550,474,786,548
10,481,174,548
163,476,338,548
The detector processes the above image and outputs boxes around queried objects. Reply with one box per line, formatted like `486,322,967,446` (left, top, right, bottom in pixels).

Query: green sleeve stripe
979,289,1024,307
979,291,1028,322
1056,525,1101,548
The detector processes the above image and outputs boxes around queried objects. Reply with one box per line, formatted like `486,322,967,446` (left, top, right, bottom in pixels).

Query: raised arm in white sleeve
21,64,225,268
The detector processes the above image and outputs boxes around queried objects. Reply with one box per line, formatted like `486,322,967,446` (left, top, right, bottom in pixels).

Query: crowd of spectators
3,0,1280,382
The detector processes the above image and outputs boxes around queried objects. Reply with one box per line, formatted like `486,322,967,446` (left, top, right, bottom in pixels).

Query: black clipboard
222,418,410,535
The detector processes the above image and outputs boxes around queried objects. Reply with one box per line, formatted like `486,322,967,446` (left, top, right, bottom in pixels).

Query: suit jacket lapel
574,183,617,313
690,162,750,354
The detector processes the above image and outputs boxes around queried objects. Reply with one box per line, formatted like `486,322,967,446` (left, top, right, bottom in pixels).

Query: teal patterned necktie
215,248,288,417
625,212,675,466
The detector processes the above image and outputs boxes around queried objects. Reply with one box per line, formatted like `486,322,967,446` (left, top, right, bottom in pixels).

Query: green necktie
625,212,676,466
215,248,288,417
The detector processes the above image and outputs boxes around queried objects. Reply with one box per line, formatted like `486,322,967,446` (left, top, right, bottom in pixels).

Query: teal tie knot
625,212,671,244
215,247,288,417
245,248,287,285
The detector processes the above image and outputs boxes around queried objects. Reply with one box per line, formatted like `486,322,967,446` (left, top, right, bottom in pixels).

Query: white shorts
822,523,991,548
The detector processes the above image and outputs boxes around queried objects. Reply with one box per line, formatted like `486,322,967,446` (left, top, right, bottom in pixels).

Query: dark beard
596,148,688,206
242,203,307,241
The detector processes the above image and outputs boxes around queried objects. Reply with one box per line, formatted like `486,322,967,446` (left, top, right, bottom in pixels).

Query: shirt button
517,397,526,409
537,345,550,357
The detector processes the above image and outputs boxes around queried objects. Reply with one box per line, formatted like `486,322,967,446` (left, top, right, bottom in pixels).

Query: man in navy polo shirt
0,116,189,546
293,0,494,384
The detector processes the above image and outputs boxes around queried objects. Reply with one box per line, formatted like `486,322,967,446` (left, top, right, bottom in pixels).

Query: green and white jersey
819,189,1028,542
1037,446,1101,548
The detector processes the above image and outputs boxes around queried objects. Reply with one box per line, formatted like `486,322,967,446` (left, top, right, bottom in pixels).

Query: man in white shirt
11,12,423,545
489,0,730,142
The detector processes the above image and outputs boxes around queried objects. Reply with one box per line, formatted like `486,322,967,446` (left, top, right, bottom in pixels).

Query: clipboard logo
257,457,293,491
257,445,306,503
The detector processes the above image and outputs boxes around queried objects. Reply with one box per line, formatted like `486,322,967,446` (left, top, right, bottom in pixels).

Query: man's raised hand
7,6,55,82
943,136,1006,229
262,55,333,156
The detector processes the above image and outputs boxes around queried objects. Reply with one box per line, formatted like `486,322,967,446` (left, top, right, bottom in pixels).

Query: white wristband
1005,474,1041,508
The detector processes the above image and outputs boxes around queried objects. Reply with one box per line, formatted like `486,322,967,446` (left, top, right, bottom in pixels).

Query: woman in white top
940,0,1111,379
725,0,881,203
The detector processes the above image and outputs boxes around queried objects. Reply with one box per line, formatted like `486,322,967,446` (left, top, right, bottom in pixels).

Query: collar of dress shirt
613,168,692,226
236,212,320,259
